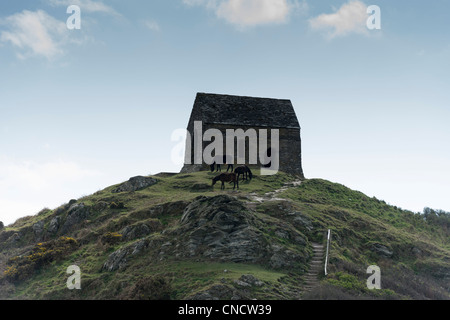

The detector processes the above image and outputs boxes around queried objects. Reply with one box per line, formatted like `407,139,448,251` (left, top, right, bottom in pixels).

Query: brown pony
212,172,239,190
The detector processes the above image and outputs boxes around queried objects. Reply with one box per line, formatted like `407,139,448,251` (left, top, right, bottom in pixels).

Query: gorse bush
3,236,78,282
101,232,123,245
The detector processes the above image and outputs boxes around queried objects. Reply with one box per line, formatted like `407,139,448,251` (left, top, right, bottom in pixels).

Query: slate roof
188,93,300,129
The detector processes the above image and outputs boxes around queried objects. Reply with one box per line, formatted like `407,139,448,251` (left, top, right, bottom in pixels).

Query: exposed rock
60,203,90,234
7,233,20,244
103,248,128,272
53,206,66,217
233,280,251,287
274,224,307,245
32,220,45,241
167,195,308,269
237,274,264,287
112,176,158,193
172,195,269,263
121,221,162,240
370,243,393,258
47,216,60,235
290,212,314,231
269,244,303,269
102,239,148,272
93,201,109,212
275,229,290,239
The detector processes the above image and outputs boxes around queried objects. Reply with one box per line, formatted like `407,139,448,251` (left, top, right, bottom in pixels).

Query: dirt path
246,179,302,204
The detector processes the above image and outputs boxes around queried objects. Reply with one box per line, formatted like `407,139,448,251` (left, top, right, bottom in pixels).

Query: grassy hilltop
0,168,449,300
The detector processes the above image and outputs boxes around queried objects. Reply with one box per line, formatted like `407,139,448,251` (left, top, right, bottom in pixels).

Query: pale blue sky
1,0,449,225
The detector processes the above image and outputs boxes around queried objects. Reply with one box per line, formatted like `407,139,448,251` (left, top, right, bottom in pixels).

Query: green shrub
325,272,366,292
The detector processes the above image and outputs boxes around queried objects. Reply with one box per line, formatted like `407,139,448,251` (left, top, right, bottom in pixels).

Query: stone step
302,242,326,294
310,262,323,266
309,264,322,268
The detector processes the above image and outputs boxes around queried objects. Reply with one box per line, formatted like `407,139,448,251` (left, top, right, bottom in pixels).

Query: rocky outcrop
47,216,60,235
60,203,90,234
169,195,269,263
120,221,162,241
290,212,314,232
235,274,264,287
32,220,45,241
102,239,148,272
370,243,393,258
269,244,304,269
112,176,158,193
164,195,309,269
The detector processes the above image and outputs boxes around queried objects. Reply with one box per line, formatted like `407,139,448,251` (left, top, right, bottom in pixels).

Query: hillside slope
0,169,449,300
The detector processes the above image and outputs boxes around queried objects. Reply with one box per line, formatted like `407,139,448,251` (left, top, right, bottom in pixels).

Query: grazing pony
212,172,239,190
210,155,233,173
234,165,253,181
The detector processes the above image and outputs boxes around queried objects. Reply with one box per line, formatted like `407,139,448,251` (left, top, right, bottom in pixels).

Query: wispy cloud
0,10,67,59
142,20,161,32
46,0,120,16
309,0,368,38
183,0,305,28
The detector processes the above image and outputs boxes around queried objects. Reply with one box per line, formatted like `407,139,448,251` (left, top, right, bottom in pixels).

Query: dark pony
234,165,253,181
212,172,239,190
210,155,233,173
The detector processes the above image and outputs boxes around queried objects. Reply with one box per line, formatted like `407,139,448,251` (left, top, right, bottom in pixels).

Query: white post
324,229,331,276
